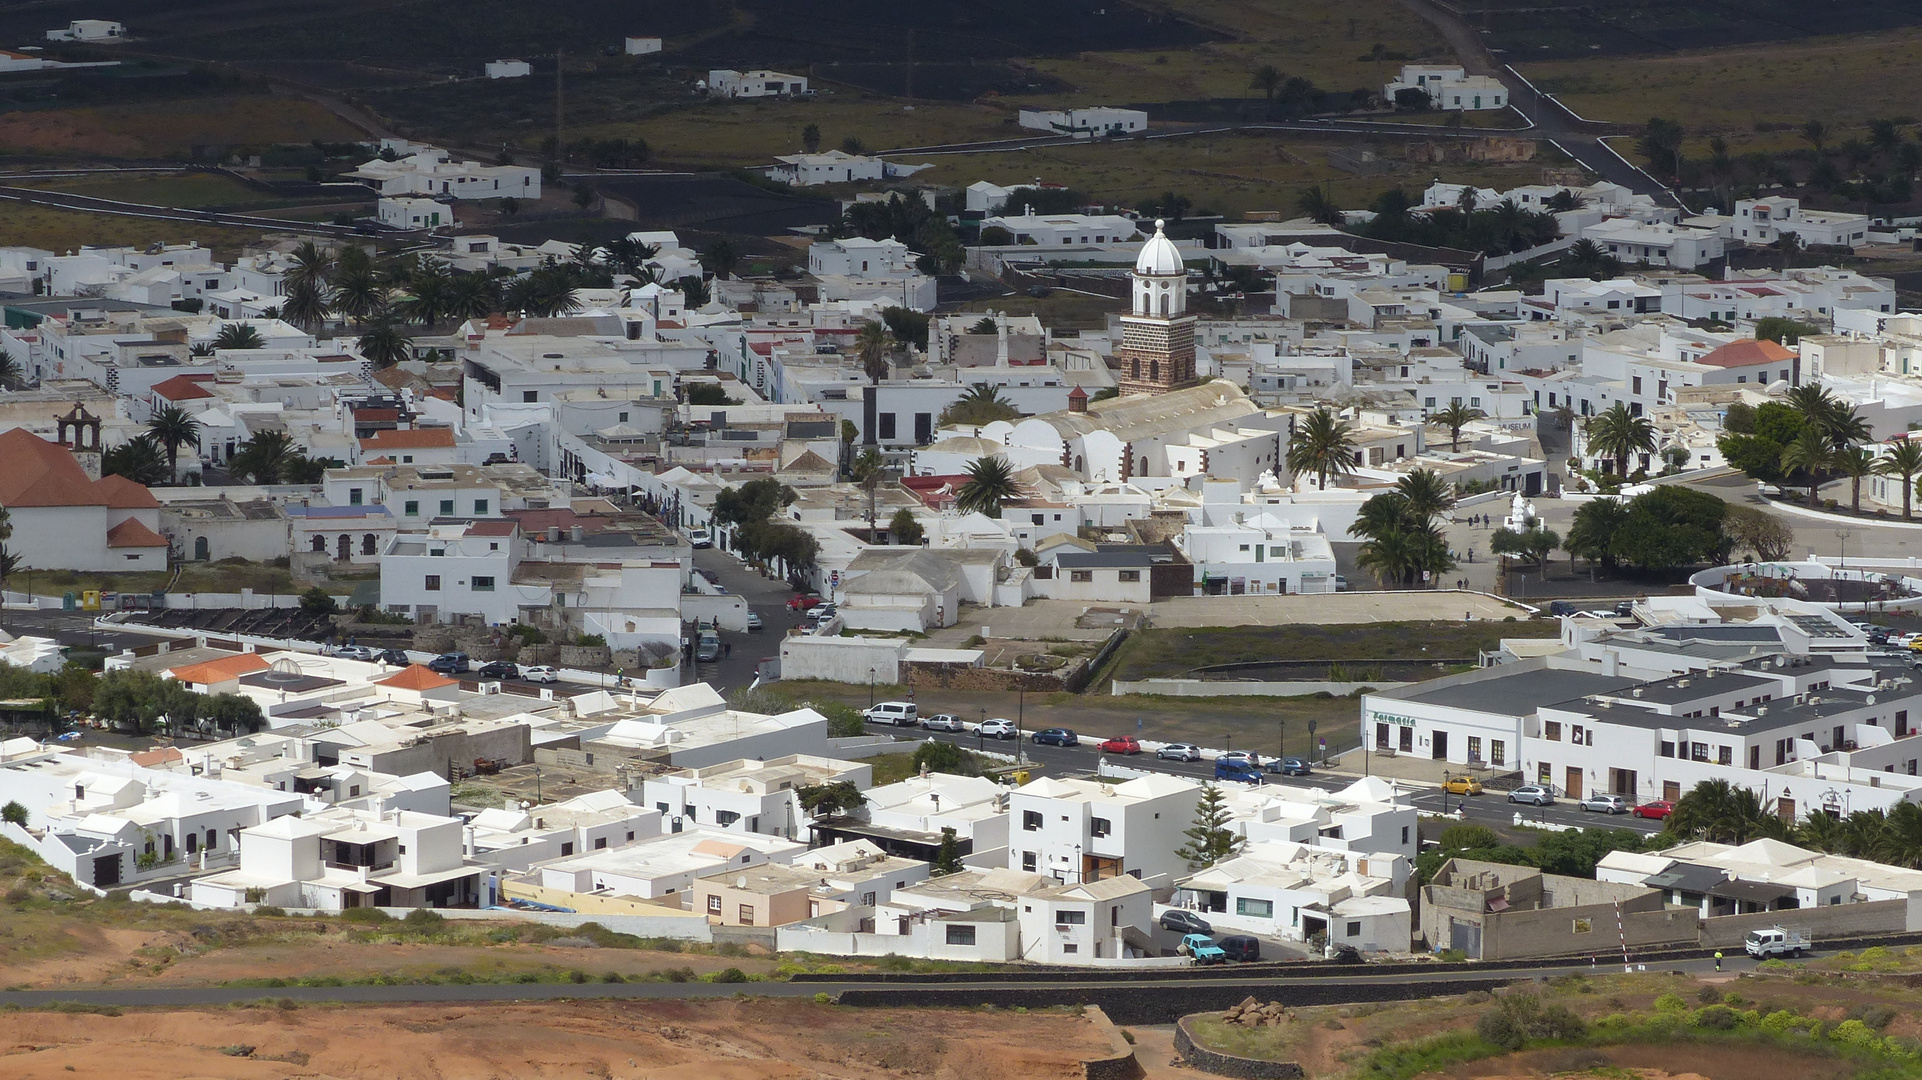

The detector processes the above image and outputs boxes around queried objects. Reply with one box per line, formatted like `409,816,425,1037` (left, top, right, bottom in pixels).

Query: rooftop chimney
1068,385,1089,413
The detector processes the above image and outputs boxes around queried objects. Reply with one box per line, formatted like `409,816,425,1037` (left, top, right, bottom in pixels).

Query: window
1236,897,1273,918
593,837,607,850
474,499,489,514
716,810,740,827
1718,746,1732,765
1091,817,1111,838
1544,721,1561,742
618,412,629,422
1118,570,1141,583
1660,741,1675,758
1691,742,1710,762
523,391,539,402
860,891,876,907
1056,910,1086,925
1401,825,1410,845
348,488,363,506
739,905,755,925
404,500,419,516
439,499,454,515
1345,921,1361,938
707,896,723,913
1022,851,1037,871
1070,570,1093,583
946,924,977,946
424,575,441,592
472,576,495,591
1022,810,1043,831
877,413,897,440
1062,943,1078,953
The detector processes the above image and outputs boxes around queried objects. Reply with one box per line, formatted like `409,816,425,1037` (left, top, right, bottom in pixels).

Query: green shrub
1696,985,1722,1004
813,992,831,1004
402,908,445,929
252,905,287,917
712,967,750,984
1653,993,1689,1013
1691,1005,1740,1030
338,908,391,924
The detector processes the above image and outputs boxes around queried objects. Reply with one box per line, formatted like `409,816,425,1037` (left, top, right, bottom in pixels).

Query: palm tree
937,384,1021,429
1455,185,1479,213
284,240,333,296
330,248,382,325
856,320,893,448
1875,439,1922,519
1249,64,1282,106
279,279,331,332
446,272,501,321
1356,527,1418,588
1795,809,1846,853
1801,118,1827,155
1830,445,1875,514
1666,779,1785,844
228,430,296,485
212,323,265,350
1286,407,1358,491
0,348,23,391
1295,185,1343,227
1433,401,1483,452
955,456,1023,518
355,312,413,369
1583,403,1655,477
1779,427,1833,507
1564,497,1628,578
146,405,202,483
503,269,582,318
101,434,168,486
1491,198,1530,253
398,258,452,328
1394,469,1455,523
1878,802,1922,869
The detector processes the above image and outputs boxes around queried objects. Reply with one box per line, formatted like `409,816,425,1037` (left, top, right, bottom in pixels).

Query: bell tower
1114,219,1196,397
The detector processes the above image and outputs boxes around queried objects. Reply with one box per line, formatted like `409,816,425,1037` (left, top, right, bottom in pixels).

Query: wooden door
1564,766,1583,800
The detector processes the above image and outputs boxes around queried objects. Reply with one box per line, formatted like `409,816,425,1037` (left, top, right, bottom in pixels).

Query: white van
863,701,918,726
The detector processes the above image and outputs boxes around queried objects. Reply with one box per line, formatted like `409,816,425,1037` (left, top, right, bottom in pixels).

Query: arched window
1159,291,1170,317
310,535,326,553
363,534,378,555
1150,360,1160,382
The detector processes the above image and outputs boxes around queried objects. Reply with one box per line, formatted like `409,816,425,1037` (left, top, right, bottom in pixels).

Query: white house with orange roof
165,652,271,694
371,664,464,706
0,427,167,571
355,426,458,466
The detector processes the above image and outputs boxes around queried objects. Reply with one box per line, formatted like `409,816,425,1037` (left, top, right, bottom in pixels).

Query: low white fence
124,891,715,940
1112,678,1414,697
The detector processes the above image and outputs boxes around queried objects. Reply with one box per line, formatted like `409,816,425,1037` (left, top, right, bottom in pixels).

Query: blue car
1215,759,1265,784
1267,756,1312,776
1032,728,1079,747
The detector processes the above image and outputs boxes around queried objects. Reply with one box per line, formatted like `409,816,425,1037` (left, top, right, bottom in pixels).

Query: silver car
1158,743,1202,762
1508,784,1555,806
1579,793,1628,814
921,713,964,732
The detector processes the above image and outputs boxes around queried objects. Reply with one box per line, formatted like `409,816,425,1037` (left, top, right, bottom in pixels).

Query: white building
47,19,124,41
347,146,541,201
1173,840,1413,952
190,804,484,910
485,59,531,79
1383,65,1507,110
0,427,168,572
1009,774,1200,888
377,196,455,231
1731,198,1871,249
707,69,807,98
640,755,871,839
527,826,807,901
979,212,1143,248
379,520,533,625
1175,512,1339,596
1581,220,1725,271
1017,107,1148,139
624,37,662,55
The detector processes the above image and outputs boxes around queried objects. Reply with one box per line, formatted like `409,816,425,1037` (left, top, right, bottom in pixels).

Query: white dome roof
1133,219,1183,276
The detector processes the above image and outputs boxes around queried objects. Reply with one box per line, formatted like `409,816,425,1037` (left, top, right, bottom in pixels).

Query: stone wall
1173,1017,1303,1079
834,976,1515,1025
1080,1007,1143,1080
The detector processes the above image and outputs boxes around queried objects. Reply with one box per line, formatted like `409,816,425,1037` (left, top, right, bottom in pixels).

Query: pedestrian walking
1713,950,1723,971
723,641,732,659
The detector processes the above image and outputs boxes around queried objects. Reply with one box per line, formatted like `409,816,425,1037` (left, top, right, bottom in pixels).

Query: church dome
1133,219,1183,276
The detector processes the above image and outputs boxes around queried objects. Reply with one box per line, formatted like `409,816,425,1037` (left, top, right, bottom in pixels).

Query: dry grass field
0,95,361,160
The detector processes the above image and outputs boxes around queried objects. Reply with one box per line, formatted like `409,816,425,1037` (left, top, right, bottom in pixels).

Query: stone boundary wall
1081,1006,1143,1080
1173,1016,1304,1079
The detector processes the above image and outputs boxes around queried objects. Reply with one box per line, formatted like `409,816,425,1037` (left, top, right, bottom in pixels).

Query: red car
1631,799,1674,820
1099,736,1142,755
786,594,823,612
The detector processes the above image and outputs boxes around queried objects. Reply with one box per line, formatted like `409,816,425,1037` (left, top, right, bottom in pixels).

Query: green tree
933,827,963,874
1493,526,1560,581
101,435,168,486
704,240,740,279
1433,401,1483,452
1249,64,1282,104
0,349,22,390
888,507,925,546
1608,486,1730,571
801,123,821,153
1393,468,1455,523
937,384,1021,428
1,800,25,825
1564,497,1629,577
911,739,981,777
1754,317,1821,345
227,430,297,485
1666,779,1787,844
967,317,997,335
1722,503,1794,562
299,587,337,614
1176,783,1246,870
685,383,740,406
355,311,413,369
1296,185,1343,226
797,781,866,817
1717,401,1808,485
1875,439,1922,519
396,257,453,328
1584,403,1656,477
1286,407,1358,491
146,405,202,484
280,279,330,331
1830,444,1876,514
714,477,795,532
956,456,1024,518
212,323,264,350
571,183,597,211
1779,426,1833,507
446,271,501,321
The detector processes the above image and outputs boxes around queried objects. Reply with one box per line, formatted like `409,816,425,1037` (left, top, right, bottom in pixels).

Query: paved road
0,952,1755,1010
0,184,365,238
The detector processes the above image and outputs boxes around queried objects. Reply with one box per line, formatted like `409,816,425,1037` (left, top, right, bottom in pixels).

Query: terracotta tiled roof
167,653,270,684
0,428,102,507
360,428,456,451
150,375,215,401
376,664,459,691
1697,339,1794,369
96,475,162,510
105,516,167,548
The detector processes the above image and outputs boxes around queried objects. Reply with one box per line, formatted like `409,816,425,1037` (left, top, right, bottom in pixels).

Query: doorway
1398,726,1413,753
1564,766,1583,800
1609,768,1637,796
1432,731,1448,760
1662,780,1681,802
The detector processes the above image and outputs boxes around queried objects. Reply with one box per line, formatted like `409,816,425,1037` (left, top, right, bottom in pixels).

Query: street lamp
1443,769,1451,814
977,707,987,756
1016,685,1026,767
869,666,876,708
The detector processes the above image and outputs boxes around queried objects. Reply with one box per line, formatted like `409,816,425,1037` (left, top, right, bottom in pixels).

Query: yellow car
1441,776,1483,796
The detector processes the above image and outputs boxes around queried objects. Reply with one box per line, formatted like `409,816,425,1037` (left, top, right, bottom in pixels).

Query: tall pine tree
1176,783,1245,869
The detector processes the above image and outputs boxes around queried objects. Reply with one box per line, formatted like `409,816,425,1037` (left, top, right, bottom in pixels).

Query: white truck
1744,926,1811,958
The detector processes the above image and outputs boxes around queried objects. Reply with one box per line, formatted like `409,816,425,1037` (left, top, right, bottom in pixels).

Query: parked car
688,528,712,549
478,660,519,680
1215,759,1265,784
746,611,763,632
330,644,378,661
1579,793,1629,814
1032,727,1078,747
977,718,1018,739
1267,756,1312,776
1745,925,1811,958
864,701,919,726
1159,909,1212,935
1334,575,1350,592
920,713,964,732
1099,736,1142,755
376,649,411,666
1216,750,1260,767
695,634,722,663
1441,775,1483,796
521,665,559,684
1507,784,1555,806
1158,743,1202,762
787,594,823,612
1631,798,1675,820
428,652,470,674
1179,933,1226,964
1217,935,1262,962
